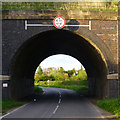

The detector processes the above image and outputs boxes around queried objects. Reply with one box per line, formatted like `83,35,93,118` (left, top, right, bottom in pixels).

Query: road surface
2,87,104,119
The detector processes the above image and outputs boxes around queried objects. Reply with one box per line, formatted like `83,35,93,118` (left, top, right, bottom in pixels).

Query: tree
78,70,87,81
80,65,83,70
48,67,58,78
34,66,43,82
70,74,78,81
37,66,43,75
48,75,55,81
65,68,76,77
59,67,64,73
40,73,47,81
65,70,73,77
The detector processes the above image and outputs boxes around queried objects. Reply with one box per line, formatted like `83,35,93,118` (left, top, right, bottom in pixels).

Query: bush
34,86,43,93
35,81,63,86
35,79,88,86
78,70,87,81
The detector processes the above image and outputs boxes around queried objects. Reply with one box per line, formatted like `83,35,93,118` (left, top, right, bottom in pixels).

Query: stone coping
0,75,10,80
107,73,118,80
0,74,119,80
2,10,118,20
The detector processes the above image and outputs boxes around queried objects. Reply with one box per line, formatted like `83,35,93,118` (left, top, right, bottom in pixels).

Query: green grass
2,86,43,111
2,2,118,12
35,80,88,86
39,85,88,93
34,85,44,93
2,99,23,110
35,80,88,93
96,98,120,118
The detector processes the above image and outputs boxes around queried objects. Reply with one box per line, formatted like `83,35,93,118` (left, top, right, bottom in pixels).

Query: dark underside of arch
10,30,108,100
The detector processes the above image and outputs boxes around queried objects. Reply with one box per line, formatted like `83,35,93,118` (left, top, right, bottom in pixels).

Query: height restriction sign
53,16,65,29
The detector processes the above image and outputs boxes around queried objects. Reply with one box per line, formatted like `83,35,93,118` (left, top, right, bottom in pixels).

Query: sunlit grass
35,80,88,93
96,98,120,118
37,84,88,93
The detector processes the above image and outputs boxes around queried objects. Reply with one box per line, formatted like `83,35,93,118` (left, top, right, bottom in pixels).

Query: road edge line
1,102,31,119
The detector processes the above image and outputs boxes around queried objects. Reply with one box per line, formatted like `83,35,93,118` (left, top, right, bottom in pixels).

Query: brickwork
109,79,119,98
2,10,118,73
2,10,119,99
2,10,117,20
2,80,10,99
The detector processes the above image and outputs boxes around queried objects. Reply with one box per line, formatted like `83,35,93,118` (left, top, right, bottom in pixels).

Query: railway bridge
1,9,120,99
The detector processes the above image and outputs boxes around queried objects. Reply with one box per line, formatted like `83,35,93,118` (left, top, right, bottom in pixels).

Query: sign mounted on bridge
53,16,65,29
25,18,91,30
3,83,8,88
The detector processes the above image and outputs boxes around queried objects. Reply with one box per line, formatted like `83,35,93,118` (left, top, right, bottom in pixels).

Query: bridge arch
10,29,109,100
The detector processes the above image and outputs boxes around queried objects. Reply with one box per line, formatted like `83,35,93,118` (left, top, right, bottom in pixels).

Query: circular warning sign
53,16,65,29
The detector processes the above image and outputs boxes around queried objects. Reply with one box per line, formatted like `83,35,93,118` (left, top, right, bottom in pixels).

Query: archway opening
10,29,108,100
34,54,88,95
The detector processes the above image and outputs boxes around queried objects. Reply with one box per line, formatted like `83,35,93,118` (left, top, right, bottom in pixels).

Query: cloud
40,54,84,71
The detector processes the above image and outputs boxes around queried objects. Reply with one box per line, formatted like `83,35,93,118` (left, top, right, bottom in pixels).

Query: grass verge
34,85,44,93
39,85,88,94
96,97,120,118
2,86,43,113
2,99,23,111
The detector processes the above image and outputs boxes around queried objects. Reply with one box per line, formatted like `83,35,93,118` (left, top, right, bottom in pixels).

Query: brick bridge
2,9,120,100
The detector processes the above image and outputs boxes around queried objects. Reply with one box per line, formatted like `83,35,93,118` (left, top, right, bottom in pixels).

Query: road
2,87,104,120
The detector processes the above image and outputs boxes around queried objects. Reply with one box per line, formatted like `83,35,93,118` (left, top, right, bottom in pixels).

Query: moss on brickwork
2,10,117,20
2,2,118,11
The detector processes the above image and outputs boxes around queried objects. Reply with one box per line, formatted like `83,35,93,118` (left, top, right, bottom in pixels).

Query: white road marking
58,91,62,98
53,105,59,114
59,94,61,98
86,98,104,118
58,91,62,104
1,102,31,119
58,99,61,104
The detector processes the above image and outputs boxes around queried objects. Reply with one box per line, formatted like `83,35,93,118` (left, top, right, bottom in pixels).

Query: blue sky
40,54,83,71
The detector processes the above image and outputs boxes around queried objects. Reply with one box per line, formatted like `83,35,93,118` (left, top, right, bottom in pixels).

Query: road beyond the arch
2,87,104,119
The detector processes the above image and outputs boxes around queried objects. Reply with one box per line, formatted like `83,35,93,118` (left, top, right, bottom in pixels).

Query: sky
40,54,84,71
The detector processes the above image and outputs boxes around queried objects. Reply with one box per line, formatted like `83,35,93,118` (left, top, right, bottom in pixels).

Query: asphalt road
2,87,104,120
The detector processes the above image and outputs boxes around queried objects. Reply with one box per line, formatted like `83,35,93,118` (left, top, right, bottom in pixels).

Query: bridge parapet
2,8,119,99
2,10,117,20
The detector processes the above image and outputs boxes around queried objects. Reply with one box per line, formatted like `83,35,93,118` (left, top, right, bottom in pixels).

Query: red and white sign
53,16,65,29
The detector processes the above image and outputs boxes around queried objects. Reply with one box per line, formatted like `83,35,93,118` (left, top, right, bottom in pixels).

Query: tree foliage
37,66,43,75
34,65,87,83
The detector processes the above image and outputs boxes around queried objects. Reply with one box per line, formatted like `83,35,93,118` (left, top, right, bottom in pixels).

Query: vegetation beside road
36,84,88,94
2,99,23,111
35,65,88,94
2,86,43,113
96,97,120,118
34,85,43,93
